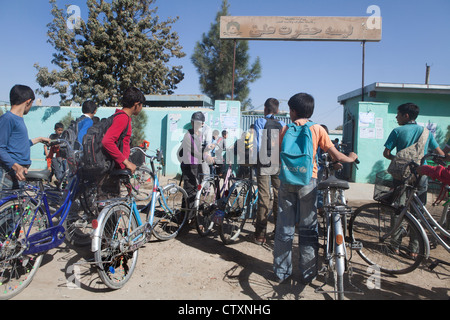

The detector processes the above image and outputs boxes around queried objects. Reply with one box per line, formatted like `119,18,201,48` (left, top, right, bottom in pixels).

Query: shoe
251,234,266,245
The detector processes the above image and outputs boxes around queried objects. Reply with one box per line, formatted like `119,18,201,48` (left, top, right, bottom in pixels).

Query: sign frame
220,16,382,42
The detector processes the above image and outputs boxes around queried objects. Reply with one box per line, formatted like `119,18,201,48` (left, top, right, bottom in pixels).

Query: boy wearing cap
178,112,211,209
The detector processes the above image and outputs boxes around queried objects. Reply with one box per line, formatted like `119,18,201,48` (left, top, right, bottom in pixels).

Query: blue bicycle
0,139,100,299
91,148,189,289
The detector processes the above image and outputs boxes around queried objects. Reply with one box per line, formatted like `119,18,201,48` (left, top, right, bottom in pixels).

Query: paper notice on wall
376,128,384,139
219,101,228,113
375,117,383,128
169,114,181,132
360,127,376,139
359,112,374,127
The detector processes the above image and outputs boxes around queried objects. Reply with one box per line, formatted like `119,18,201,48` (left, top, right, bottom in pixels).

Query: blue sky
1,0,449,130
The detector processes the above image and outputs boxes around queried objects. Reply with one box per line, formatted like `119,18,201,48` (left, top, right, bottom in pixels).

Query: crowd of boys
1,84,448,286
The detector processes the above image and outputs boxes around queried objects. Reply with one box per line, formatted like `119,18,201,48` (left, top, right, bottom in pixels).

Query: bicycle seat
110,169,132,177
25,170,51,182
318,175,349,190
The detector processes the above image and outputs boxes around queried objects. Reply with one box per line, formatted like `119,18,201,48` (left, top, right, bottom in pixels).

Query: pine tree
191,0,261,110
35,0,186,107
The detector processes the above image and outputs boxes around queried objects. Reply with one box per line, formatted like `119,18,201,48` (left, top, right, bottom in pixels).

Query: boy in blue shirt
383,102,444,203
0,85,50,191
77,100,98,147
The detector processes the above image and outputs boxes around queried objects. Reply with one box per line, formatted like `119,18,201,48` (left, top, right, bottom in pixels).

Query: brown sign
220,16,382,42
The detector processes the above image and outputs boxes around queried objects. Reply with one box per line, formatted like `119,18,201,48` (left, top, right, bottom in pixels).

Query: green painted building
338,82,450,183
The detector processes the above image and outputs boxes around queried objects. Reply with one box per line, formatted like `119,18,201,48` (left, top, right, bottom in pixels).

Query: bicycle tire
94,203,139,290
219,182,251,245
349,203,426,275
195,179,217,237
151,184,188,241
130,166,153,202
0,198,48,300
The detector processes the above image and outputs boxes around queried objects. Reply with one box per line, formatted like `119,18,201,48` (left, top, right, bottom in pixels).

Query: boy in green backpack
273,93,358,285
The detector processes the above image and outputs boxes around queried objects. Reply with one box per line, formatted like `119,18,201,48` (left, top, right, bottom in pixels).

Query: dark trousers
181,164,202,209
255,174,280,238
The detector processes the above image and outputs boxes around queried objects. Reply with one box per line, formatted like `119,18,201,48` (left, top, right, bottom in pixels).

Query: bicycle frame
91,150,177,252
195,164,234,204
0,173,81,257
380,186,448,255
323,188,351,279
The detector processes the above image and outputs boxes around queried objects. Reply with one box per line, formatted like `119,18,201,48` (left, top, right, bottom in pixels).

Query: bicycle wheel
94,204,139,290
151,184,188,241
349,203,426,275
130,166,153,201
64,185,98,247
219,182,250,244
195,179,217,237
0,198,48,300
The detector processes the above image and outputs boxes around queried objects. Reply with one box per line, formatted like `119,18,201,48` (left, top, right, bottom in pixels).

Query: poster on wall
359,112,374,127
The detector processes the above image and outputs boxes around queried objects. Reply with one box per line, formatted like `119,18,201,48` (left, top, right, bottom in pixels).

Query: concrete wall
23,100,242,176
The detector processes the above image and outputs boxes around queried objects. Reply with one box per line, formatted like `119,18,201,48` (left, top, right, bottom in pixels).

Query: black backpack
59,115,86,158
258,117,283,167
81,112,130,176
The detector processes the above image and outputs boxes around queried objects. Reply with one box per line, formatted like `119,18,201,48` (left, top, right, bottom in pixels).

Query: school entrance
220,14,382,181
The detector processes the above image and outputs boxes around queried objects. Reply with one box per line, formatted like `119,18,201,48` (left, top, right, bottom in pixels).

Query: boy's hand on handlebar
348,152,358,162
123,159,137,174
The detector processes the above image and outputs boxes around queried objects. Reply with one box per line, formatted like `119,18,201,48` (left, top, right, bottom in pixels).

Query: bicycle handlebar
420,153,447,166
130,147,164,164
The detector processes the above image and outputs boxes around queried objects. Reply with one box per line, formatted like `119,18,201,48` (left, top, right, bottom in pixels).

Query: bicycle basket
373,170,400,204
129,149,145,167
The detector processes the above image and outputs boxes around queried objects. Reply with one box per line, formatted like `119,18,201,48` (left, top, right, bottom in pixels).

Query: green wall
22,100,241,176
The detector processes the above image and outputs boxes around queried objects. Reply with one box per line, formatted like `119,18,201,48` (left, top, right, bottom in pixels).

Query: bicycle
194,164,258,245
0,138,99,299
315,153,361,300
349,153,450,275
194,163,234,237
91,148,189,289
218,176,258,245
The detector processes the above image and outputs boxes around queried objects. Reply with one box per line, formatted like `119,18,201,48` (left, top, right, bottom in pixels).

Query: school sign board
220,16,382,42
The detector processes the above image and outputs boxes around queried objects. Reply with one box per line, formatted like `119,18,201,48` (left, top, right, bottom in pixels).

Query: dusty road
11,199,449,301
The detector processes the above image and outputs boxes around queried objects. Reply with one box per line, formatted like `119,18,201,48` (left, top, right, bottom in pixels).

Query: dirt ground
11,198,449,301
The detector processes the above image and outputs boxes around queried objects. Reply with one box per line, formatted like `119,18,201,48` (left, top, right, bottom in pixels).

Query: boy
102,87,145,173
253,98,285,244
273,93,357,284
383,103,444,203
0,85,50,191
44,122,64,168
100,87,144,195
178,111,209,208
77,100,99,146
46,122,67,184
